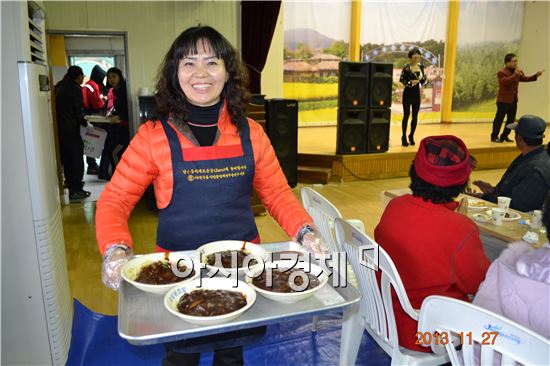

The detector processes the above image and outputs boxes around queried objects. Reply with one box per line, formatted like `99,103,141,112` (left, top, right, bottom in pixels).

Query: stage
297,122,529,182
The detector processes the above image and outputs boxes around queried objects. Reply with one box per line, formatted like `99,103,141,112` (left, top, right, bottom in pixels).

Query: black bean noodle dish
177,289,248,316
206,250,257,269
136,253,195,285
253,268,320,293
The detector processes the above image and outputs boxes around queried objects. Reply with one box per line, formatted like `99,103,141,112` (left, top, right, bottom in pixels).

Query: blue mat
67,299,390,365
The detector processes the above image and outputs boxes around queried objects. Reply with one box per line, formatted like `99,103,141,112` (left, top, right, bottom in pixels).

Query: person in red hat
374,135,490,353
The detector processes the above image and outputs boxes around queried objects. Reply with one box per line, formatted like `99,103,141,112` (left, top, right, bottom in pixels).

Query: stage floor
298,122,522,155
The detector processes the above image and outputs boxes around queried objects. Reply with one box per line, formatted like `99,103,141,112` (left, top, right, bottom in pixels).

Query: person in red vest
82,65,107,174
490,53,544,143
96,25,328,366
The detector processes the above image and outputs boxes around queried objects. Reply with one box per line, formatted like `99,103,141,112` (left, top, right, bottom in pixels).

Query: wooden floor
63,168,504,315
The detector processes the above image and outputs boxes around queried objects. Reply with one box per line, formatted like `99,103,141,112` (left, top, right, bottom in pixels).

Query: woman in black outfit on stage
399,48,427,147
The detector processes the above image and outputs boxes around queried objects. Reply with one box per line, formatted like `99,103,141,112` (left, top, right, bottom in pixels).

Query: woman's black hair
155,25,249,130
106,67,125,86
409,163,467,204
408,48,421,59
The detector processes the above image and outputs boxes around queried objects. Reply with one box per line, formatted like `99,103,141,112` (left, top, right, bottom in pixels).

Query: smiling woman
95,25,328,366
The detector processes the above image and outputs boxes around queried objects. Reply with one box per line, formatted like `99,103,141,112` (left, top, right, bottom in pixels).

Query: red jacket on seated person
374,135,490,352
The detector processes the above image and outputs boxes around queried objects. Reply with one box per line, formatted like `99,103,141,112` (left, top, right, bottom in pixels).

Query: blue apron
157,116,259,251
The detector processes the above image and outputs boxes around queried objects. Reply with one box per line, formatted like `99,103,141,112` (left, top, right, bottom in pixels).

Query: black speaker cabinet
367,108,391,153
265,99,298,187
338,62,369,109
369,63,393,108
337,109,367,154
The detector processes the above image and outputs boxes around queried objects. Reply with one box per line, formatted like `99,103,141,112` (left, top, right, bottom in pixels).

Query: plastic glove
85,122,95,133
296,224,329,256
101,244,132,290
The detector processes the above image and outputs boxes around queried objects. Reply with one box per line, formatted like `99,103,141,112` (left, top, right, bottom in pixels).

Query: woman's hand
102,244,132,290
411,80,420,86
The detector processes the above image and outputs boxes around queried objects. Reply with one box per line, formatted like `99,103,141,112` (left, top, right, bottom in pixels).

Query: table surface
382,188,545,246
118,242,361,345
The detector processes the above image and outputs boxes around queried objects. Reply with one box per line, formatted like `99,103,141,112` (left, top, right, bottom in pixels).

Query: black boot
409,135,415,146
401,136,409,147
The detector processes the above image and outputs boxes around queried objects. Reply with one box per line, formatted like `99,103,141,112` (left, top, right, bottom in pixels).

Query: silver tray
118,241,361,345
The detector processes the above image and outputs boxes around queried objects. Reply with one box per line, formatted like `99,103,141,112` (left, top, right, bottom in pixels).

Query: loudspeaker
337,109,367,154
369,63,393,108
265,99,298,187
366,108,391,153
338,62,369,109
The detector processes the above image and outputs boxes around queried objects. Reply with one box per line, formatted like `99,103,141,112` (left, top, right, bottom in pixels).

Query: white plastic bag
80,126,107,158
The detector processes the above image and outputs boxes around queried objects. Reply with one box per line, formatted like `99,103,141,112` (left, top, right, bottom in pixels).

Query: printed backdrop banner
452,1,524,122
360,1,448,124
283,1,351,125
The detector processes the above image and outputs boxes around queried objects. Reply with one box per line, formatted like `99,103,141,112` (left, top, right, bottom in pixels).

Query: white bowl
122,252,201,295
196,240,269,276
164,277,256,325
246,260,328,304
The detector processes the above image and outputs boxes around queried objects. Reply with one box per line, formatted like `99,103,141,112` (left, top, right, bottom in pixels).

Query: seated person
374,135,490,352
474,192,550,338
472,115,550,212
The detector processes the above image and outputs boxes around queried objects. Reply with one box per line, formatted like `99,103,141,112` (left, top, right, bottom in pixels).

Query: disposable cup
497,196,511,211
531,210,543,229
491,208,506,226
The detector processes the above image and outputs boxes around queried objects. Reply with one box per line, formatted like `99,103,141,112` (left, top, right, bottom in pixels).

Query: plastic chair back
334,218,449,365
418,295,550,366
301,187,342,254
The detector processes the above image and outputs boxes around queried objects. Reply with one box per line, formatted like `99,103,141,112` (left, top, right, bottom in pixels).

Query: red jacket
82,80,105,112
374,194,490,352
96,104,312,254
496,67,538,104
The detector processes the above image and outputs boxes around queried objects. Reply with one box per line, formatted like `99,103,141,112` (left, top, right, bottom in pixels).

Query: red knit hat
413,135,476,187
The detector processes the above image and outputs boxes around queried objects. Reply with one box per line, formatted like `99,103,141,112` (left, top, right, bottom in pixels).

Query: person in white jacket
473,193,550,338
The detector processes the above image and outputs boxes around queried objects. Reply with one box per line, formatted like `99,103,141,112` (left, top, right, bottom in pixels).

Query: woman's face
108,72,120,87
410,53,421,65
178,39,228,107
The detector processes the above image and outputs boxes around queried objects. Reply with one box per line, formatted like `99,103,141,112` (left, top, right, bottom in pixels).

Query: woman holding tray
96,25,328,366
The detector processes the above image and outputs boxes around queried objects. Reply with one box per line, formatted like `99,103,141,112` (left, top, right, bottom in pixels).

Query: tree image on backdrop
451,1,523,120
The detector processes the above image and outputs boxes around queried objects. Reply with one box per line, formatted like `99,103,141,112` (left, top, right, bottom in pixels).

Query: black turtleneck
186,99,224,146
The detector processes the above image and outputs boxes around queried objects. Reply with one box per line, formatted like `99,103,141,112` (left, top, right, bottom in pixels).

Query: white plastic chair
300,187,363,332
418,295,550,366
300,187,363,284
334,218,449,365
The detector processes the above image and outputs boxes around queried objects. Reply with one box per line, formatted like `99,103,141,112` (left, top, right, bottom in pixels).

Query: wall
44,1,240,132
517,1,550,121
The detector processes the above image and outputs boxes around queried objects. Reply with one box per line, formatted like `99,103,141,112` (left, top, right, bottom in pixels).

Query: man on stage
490,53,544,143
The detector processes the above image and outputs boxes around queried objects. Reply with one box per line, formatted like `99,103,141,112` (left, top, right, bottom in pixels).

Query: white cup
491,208,506,226
531,210,543,229
497,196,511,211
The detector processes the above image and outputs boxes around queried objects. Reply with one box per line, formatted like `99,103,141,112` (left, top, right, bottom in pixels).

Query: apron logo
182,165,248,182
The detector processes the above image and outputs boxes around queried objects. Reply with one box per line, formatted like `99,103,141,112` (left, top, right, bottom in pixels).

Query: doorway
47,31,131,203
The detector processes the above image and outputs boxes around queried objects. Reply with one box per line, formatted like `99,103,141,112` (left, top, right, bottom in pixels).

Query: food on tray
135,252,194,285
206,241,259,268
253,268,320,293
176,289,247,316
468,199,486,208
206,249,258,268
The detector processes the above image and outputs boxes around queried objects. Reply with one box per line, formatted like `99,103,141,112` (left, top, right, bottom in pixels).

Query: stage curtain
241,1,281,94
